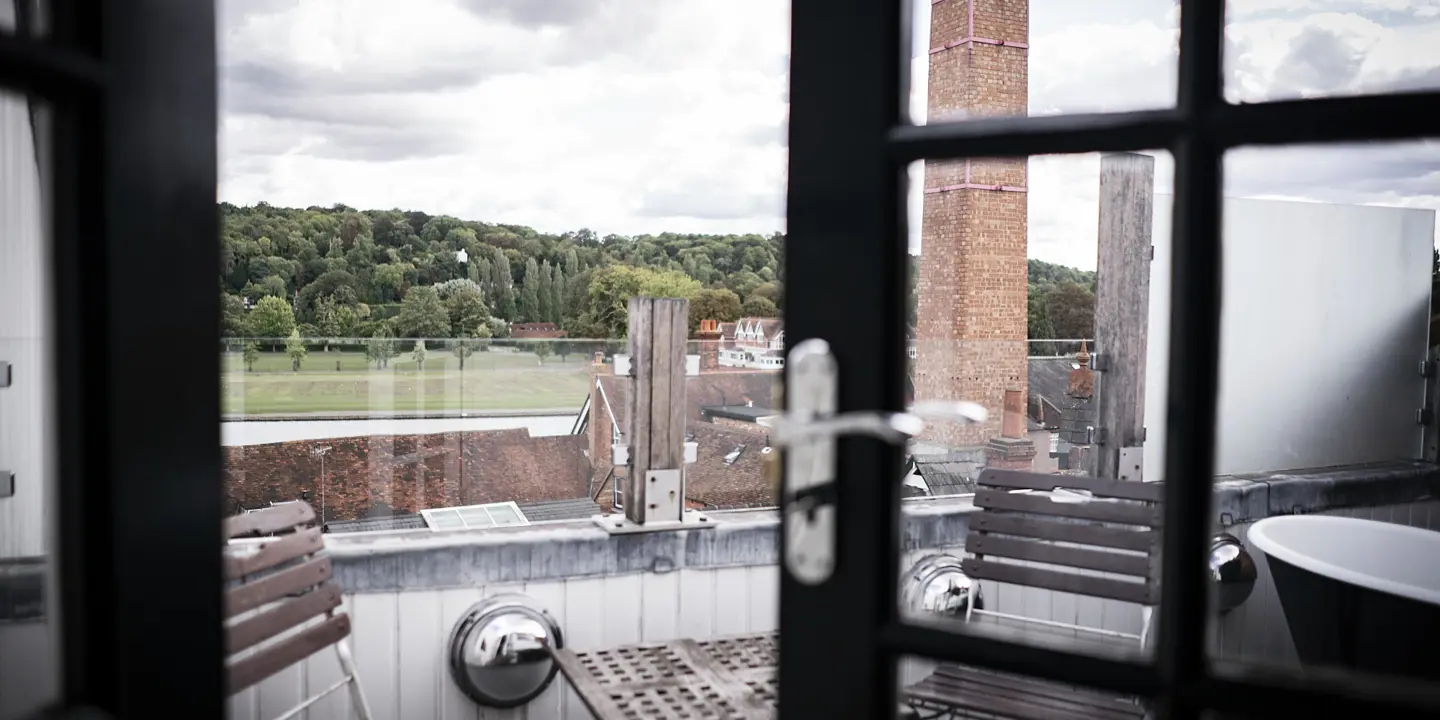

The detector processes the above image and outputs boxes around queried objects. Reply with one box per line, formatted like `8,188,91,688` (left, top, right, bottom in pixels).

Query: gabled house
720,317,785,369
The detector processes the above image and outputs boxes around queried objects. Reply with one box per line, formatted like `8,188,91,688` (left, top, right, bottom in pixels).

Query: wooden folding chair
224,502,373,720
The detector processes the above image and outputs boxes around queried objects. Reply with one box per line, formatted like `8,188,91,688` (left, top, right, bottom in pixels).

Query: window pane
1206,140,1440,690
0,59,60,720
901,150,1174,673
1225,1,1440,103
219,0,785,716
907,0,1178,126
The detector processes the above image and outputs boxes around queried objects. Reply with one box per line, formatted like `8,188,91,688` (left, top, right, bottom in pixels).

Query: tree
489,247,516,320
242,341,260,372
537,259,555,323
1027,291,1055,340
577,266,703,338
249,295,295,347
532,341,553,364
412,340,429,372
550,264,567,324
314,296,359,347
221,293,248,337
394,285,451,338
452,333,475,371
741,295,779,318
285,329,307,371
1044,281,1096,339
366,329,397,368
689,288,742,332
554,339,573,362
519,257,542,321
443,283,490,335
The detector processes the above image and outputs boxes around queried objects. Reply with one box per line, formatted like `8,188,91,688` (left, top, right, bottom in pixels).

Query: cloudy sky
219,0,1440,270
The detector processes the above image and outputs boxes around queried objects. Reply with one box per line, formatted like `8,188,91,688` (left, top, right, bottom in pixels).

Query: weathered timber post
622,296,690,525
1093,152,1155,481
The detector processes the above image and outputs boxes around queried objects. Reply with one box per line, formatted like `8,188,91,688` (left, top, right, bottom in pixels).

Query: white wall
1145,196,1434,480
0,4,60,718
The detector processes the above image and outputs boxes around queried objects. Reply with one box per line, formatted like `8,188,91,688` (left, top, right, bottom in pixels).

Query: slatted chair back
224,502,372,719
965,468,1163,615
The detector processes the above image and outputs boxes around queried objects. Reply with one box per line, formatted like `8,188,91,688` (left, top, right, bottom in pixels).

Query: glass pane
900,150,1174,674
219,0,785,715
908,0,1178,126
1225,1,1440,103
1206,140,1440,691
0,79,60,720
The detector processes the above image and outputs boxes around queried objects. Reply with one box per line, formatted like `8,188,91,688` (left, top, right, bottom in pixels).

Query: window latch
769,339,986,585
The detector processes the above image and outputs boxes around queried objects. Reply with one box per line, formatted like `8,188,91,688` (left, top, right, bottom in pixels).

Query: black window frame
781,0,1440,718
2,0,1440,717
1,0,223,716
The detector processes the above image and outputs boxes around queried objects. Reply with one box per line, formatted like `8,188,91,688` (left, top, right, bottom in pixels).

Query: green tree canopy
741,295,779,318
689,288,742,332
249,295,296,341
394,286,451,338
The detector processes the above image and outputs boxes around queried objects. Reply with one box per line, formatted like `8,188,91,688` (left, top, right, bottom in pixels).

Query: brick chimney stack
915,0,1030,449
988,386,1037,470
694,319,723,372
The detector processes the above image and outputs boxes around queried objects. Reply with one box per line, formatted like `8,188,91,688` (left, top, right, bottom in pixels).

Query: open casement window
778,0,1440,719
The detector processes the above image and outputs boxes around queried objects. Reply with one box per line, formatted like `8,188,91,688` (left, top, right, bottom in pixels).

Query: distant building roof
510,322,568,339
516,497,602,522
701,404,776,423
325,514,428,533
909,458,978,496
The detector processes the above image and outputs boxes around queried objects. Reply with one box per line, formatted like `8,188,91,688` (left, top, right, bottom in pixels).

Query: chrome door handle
779,339,986,585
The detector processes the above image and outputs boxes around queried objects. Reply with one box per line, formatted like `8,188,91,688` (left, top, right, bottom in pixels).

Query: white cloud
220,0,1439,271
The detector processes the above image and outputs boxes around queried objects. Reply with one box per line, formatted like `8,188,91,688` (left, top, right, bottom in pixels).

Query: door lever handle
779,339,987,585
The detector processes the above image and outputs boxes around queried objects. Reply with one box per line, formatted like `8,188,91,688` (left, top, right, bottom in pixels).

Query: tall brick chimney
915,0,1030,449
694,318,723,372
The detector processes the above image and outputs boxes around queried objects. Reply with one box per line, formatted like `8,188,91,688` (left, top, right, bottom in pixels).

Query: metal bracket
1118,446,1144,481
1090,353,1110,372
0,361,10,388
1087,426,1109,445
592,508,714,535
685,355,700,377
612,354,633,377
1418,408,1434,427
611,443,630,466
1423,360,1436,379
0,472,12,499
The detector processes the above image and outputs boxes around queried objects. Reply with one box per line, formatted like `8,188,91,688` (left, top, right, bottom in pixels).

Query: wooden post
1093,153,1155,480
623,297,689,524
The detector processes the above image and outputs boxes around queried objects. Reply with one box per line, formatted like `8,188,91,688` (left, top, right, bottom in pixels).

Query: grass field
221,349,593,415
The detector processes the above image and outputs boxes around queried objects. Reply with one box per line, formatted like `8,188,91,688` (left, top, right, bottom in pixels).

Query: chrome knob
447,594,563,708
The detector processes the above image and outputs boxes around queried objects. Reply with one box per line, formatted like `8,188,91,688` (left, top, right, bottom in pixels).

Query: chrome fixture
902,554,983,620
776,338,988,585
1209,532,1257,614
447,593,564,708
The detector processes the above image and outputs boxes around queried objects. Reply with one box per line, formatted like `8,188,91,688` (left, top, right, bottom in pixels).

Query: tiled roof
911,459,978,496
223,428,591,524
516,497,603,522
325,514,428,533
1028,356,1074,408
597,369,779,436
682,424,774,509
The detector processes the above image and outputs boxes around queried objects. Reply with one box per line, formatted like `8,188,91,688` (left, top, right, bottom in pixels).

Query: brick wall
224,429,591,524
916,0,1030,447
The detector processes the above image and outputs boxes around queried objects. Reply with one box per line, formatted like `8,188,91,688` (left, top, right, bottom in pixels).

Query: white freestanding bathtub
1248,515,1440,680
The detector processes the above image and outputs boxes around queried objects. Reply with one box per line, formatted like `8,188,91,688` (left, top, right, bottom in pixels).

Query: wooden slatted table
553,632,779,719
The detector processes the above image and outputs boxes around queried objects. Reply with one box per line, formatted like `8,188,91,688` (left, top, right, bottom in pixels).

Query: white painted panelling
241,502,1439,719
0,34,52,561
0,620,56,720
1212,501,1440,668
1147,195,1433,479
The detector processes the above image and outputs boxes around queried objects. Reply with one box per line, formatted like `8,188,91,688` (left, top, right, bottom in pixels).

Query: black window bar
782,0,1440,719
1,1,223,717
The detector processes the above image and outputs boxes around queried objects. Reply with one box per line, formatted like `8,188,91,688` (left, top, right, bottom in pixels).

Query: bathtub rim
1248,514,1440,607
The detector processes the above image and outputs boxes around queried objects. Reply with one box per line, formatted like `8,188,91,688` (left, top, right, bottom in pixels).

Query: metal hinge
1422,360,1436,379
1,361,10,498
1090,353,1110,372
1147,245,1155,261
0,361,10,388
770,339,987,585
1418,408,1434,426
1087,426,1109,445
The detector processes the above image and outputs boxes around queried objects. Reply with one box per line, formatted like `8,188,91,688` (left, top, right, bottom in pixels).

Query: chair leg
335,640,375,720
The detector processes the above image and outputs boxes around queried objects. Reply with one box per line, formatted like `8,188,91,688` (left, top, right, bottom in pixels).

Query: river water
220,414,581,446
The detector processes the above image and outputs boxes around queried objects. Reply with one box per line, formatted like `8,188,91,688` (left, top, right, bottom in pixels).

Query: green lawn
221,350,594,415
